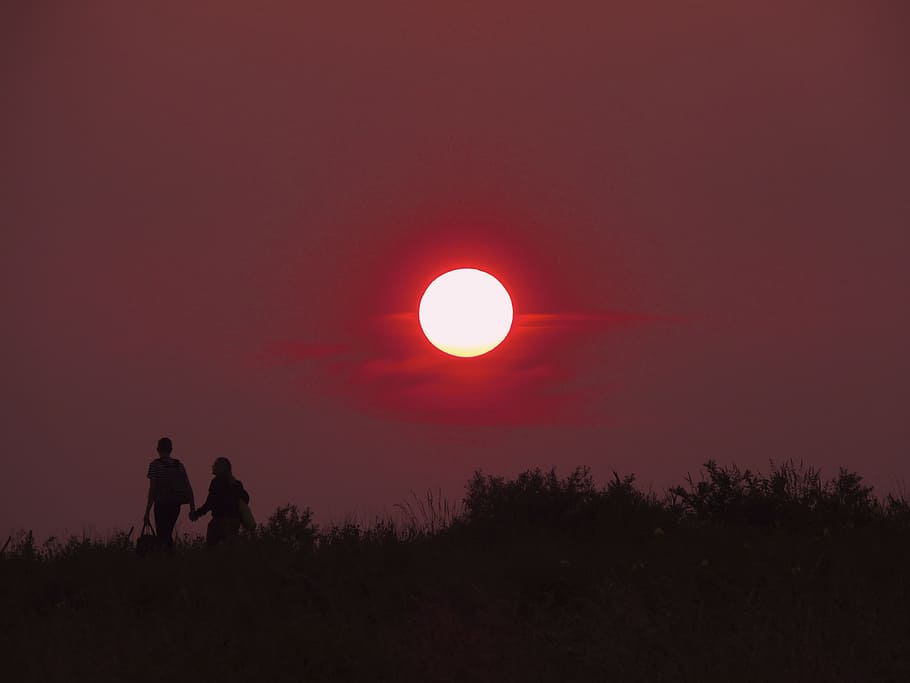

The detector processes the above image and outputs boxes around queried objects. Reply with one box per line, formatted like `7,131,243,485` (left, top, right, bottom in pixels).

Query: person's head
157,437,173,459
212,456,232,478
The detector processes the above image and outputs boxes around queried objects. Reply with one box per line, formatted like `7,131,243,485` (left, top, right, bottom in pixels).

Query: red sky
3,2,908,539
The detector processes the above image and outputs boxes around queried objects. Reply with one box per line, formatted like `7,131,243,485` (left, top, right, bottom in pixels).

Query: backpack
238,498,256,532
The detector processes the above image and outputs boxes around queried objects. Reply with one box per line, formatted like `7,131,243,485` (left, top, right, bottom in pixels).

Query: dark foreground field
3,462,910,682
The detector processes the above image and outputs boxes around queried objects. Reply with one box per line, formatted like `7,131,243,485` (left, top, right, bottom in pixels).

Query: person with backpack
143,437,195,550
189,456,252,545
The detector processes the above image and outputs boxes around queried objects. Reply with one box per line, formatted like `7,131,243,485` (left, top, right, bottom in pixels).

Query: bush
821,467,877,526
591,471,672,530
259,504,318,551
669,460,879,528
463,466,598,529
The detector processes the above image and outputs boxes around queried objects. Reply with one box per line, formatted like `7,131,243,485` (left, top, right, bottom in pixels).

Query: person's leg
206,517,225,546
225,517,241,543
154,503,180,550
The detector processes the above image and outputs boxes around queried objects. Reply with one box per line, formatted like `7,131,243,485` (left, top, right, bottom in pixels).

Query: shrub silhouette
462,466,672,535
457,461,891,535
884,492,910,525
823,467,877,525
259,504,318,551
463,466,598,529
669,459,879,527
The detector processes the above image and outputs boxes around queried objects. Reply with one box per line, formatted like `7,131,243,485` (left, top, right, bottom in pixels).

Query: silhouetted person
143,437,195,551
190,457,250,545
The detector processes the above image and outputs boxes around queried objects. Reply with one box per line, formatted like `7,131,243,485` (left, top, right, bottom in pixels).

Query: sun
419,268,514,358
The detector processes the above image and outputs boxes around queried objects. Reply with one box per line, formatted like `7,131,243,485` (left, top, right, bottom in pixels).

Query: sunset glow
418,269,513,357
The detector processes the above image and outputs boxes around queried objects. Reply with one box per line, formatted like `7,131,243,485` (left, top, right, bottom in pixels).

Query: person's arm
238,482,250,505
194,481,215,519
180,463,196,514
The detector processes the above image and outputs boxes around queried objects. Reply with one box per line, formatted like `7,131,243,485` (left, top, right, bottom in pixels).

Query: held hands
188,510,199,522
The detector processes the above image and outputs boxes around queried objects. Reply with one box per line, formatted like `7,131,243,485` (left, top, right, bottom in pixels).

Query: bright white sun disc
419,268,513,358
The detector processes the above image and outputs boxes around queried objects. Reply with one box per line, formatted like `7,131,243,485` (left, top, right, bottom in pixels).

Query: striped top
147,457,193,505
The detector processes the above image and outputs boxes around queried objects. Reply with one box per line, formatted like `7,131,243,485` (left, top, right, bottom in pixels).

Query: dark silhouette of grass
2,461,910,682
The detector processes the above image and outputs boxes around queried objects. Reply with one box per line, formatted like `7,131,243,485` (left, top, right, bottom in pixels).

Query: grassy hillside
2,461,909,682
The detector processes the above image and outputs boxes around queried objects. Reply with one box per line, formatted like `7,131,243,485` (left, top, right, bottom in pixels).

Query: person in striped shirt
143,437,195,550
